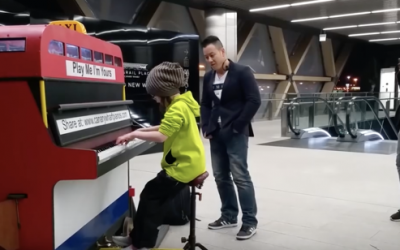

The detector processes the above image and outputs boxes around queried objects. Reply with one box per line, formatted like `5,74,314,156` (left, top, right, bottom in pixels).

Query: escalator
338,96,398,141
266,96,398,154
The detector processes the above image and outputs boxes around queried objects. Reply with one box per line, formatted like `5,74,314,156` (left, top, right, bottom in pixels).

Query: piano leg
53,163,130,250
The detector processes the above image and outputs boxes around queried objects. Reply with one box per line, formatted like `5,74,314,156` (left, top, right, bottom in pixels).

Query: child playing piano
115,62,206,250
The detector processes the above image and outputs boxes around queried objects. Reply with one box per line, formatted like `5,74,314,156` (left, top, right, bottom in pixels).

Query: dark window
81,47,92,61
48,40,64,56
66,44,79,58
94,51,103,63
105,54,113,65
114,57,122,67
0,38,26,52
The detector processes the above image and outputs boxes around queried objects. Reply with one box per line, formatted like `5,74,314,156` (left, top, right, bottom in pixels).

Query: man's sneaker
208,218,238,230
390,210,400,221
236,225,257,240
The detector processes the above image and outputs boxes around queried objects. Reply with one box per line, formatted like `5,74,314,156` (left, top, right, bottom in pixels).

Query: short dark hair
201,35,223,49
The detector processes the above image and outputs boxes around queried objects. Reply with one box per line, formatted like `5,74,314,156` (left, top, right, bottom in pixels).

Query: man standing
200,35,261,240
391,112,400,221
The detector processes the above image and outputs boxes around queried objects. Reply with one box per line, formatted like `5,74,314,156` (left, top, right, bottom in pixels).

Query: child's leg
130,170,185,249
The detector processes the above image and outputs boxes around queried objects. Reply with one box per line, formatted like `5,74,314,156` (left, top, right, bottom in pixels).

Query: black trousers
130,170,186,248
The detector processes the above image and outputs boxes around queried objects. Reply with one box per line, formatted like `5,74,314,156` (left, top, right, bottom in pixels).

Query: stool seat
189,171,209,188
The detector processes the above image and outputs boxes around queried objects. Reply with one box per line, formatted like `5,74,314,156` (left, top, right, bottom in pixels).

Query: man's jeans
209,130,258,227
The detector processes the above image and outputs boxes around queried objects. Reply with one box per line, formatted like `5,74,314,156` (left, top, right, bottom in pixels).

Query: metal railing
280,95,399,140
258,92,398,121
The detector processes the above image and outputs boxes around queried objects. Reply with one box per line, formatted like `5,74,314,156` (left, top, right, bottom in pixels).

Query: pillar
205,8,237,62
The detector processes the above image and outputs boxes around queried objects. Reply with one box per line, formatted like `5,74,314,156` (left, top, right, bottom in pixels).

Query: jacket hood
172,91,200,117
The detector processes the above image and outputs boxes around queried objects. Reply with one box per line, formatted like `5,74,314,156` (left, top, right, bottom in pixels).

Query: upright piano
0,23,155,250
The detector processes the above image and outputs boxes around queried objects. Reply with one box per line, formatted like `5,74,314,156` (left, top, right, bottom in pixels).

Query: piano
0,23,155,250
48,100,155,176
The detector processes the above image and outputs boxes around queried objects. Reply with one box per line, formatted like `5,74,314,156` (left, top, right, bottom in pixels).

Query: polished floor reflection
129,120,400,250
261,137,398,155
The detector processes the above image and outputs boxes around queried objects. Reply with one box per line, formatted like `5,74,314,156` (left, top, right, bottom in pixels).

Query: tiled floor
129,120,400,250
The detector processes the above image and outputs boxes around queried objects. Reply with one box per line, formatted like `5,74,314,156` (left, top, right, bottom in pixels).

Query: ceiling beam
272,81,291,118
293,75,331,82
254,74,287,81
237,23,256,61
188,8,205,40
268,26,292,75
268,26,293,118
320,82,336,93
336,43,353,78
237,20,255,59
320,38,338,93
100,0,111,20
290,35,313,74
287,35,314,95
320,38,336,78
55,0,95,17
132,0,162,26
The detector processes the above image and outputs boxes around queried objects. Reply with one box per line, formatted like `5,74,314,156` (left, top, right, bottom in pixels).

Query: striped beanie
146,62,185,97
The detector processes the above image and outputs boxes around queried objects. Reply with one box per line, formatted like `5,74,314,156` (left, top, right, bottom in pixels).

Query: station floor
128,120,400,250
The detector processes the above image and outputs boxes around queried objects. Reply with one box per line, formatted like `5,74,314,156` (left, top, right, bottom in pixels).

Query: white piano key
98,139,145,164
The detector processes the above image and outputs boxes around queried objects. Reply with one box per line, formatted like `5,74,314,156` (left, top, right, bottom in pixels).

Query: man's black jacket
200,60,261,137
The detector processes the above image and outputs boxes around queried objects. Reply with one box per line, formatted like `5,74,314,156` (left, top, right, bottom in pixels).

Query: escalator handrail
351,96,397,138
345,101,358,139
287,97,346,137
336,96,397,140
335,96,358,138
337,97,386,138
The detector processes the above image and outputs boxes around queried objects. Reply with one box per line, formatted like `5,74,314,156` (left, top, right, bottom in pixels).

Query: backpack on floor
163,185,191,225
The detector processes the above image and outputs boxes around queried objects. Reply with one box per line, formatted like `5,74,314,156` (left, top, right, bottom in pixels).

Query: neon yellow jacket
158,91,206,183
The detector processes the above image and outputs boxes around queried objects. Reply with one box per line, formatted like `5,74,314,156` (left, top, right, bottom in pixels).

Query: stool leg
188,186,197,250
195,243,208,250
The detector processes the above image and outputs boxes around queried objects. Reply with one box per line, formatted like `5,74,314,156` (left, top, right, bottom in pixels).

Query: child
114,62,206,250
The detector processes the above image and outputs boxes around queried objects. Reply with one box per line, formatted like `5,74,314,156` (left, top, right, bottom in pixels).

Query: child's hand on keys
116,133,134,145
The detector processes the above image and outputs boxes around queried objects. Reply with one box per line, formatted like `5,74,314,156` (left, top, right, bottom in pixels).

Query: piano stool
99,171,210,250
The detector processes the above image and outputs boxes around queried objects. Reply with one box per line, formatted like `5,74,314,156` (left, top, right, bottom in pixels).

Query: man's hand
204,133,212,139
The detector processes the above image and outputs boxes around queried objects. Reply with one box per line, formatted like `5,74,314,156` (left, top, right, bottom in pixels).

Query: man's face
203,44,225,71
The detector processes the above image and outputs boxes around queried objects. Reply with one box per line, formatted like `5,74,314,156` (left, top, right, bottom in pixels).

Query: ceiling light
291,0,334,6
329,12,371,18
292,16,329,22
369,38,399,42
291,11,371,23
349,32,380,37
381,30,400,34
249,4,290,12
358,22,396,27
249,0,334,12
372,8,400,13
290,7,400,23
323,25,357,30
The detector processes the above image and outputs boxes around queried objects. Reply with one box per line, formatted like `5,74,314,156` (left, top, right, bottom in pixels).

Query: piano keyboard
98,139,145,164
